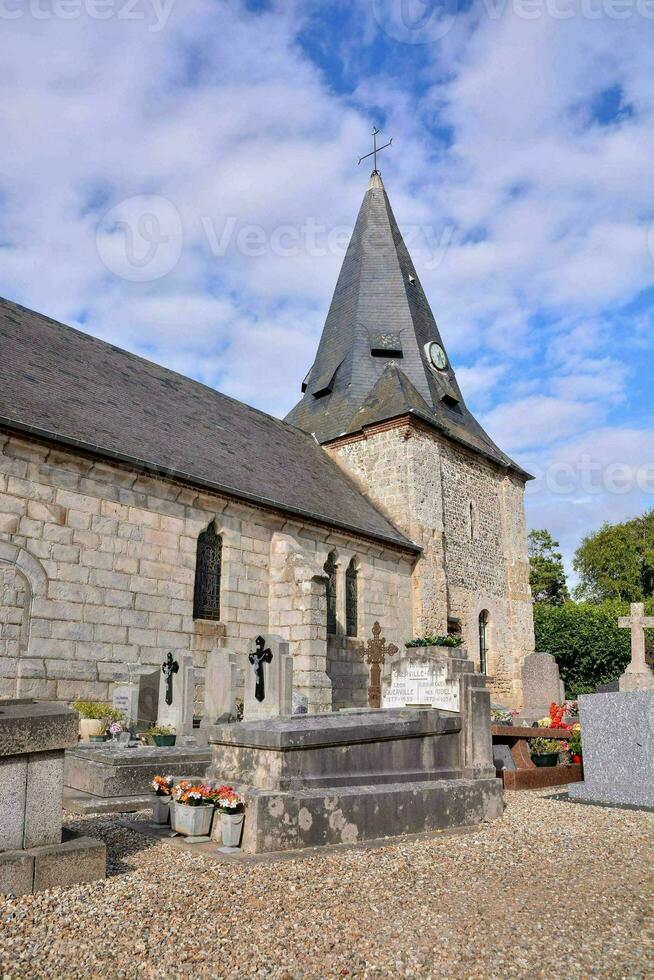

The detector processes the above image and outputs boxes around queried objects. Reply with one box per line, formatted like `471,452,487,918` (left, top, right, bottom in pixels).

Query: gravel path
1,790,652,979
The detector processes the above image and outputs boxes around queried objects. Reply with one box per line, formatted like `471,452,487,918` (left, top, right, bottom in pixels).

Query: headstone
112,681,139,730
520,652,565,717
382,653,460,711
618,602,654,691
568,691,654,808
202,648,238,726
243,634,293,722
112,666,160,731
157,652,194,735
492,743,516,772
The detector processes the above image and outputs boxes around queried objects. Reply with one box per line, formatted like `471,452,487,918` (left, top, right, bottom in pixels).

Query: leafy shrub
72,700,113,720
405,634,463,649
533,599,654,697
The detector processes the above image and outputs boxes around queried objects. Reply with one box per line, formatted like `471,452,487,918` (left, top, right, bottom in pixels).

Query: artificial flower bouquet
152,774,175,797
491,708,519,724
214,785,245,814
537,702,572,730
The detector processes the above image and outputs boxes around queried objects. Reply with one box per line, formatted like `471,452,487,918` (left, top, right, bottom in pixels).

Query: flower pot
170,802,213,837
79,718,104,741
571,753,583,765
532,752,559,767
89,734,107,743
219,811,245,848
152,734,176,747
152,798,171,825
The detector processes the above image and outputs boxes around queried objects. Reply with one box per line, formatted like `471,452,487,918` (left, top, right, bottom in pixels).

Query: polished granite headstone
568,691,653,808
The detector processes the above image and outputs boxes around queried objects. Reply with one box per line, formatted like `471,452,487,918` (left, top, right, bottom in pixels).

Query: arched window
324,551,337,635
193,521,222,621
469,501,477,542
478,609,489,674
346,557,358,637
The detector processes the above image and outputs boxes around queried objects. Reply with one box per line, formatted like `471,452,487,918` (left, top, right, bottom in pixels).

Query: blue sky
1,0,653,576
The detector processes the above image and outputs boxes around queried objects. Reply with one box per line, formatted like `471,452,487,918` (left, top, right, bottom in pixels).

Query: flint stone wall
327,419,535,707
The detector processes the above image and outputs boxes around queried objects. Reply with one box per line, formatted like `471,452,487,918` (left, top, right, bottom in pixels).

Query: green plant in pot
567,727,583,764
529,737,562,767
73,700,115,741
146,724,176,747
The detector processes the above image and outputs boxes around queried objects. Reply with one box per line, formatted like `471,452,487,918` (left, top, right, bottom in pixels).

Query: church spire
285,172,526,476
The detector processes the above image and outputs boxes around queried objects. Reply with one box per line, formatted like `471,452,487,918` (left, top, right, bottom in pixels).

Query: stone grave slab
382,653,460,711
520,652,565,719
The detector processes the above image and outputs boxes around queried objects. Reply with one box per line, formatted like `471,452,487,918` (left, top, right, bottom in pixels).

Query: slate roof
285,172,530,479
0,297,418,552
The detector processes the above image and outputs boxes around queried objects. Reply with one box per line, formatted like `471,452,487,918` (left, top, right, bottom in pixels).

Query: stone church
0,171,534,715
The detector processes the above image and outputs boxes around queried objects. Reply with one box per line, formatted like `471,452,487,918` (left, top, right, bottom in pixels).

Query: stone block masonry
0,430,413,714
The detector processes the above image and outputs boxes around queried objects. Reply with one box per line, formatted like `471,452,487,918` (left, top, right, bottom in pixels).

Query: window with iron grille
324,551,337,635
193,521,222,621
346,558,358,637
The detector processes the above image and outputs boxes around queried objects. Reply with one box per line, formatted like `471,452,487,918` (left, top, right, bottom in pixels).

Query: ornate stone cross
618,602,654,690
161,652,179,706
249,635,273,703
359,621,398,708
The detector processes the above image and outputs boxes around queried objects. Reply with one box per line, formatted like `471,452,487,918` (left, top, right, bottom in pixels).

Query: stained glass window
324,551,337,635
193,521,222,621
346,558,358,637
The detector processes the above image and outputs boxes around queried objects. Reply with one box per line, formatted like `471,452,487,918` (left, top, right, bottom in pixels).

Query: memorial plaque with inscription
382,657,459,711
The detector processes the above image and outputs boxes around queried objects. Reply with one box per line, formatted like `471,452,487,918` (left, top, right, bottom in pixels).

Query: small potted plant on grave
214,785,246,848
146,724,176,747
72,700,115,741
151,774,175,824
529,736,563,767
567,725,583,765
405,633,464,649
170,782,215,837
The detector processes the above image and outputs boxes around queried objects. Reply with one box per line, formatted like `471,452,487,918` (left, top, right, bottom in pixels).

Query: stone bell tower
286,169,535,705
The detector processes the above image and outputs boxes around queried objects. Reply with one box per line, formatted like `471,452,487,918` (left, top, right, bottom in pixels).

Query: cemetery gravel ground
1,790,652,979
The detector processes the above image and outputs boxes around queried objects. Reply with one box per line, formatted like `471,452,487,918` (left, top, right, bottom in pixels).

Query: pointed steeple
285,173,526,475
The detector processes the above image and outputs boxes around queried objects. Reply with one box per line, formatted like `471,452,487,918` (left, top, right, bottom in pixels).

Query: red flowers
548,702,572,731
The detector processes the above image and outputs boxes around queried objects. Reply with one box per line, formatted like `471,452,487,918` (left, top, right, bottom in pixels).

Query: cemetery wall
0,430,413,713
327,418,535,705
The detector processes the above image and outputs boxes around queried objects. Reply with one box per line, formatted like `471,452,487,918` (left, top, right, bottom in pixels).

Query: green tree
533,599,654,696
528,529,568,605
573,510,654,602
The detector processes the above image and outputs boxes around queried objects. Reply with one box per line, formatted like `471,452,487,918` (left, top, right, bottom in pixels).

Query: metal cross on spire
358,126,393,173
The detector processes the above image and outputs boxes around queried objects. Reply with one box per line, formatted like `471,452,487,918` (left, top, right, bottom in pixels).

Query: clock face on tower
426,341,448,371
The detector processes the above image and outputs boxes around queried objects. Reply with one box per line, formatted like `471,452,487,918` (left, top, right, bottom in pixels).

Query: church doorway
478,610,489,674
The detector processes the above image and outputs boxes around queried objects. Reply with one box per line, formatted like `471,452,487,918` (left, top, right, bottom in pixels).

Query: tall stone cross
360,621,398,708
618,602,654,691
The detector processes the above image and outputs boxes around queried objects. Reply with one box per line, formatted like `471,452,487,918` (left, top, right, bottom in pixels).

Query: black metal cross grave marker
161,651,179,706
249,635,273,703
